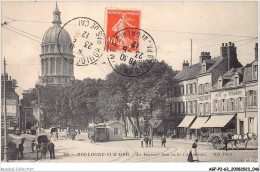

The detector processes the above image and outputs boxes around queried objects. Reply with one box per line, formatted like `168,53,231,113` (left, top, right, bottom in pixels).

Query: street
7,132,258,163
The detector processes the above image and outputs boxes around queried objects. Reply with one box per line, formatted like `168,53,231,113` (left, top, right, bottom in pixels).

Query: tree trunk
127,115,136,135
135,113,141,138
121,110,127,137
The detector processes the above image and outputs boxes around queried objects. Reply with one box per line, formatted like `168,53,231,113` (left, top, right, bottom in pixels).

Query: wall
107,122,124,141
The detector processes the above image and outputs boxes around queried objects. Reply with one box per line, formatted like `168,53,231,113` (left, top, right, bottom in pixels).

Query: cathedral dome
42,26,72,45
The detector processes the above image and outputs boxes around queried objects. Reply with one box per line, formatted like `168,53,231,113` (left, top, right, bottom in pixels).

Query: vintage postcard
1,1,259,171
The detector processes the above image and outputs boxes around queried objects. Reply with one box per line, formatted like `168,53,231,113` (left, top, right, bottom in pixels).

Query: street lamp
3,58,8,162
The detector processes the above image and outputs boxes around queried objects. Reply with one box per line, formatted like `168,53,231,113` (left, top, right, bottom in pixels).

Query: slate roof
174,56,225,82
243,60,257,83
212,67,245,90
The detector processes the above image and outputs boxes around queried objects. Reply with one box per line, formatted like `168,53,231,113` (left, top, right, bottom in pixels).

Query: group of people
140,135,167,148
33,140,56,160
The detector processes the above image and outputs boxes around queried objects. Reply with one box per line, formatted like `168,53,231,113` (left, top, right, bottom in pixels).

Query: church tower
39,2,74,86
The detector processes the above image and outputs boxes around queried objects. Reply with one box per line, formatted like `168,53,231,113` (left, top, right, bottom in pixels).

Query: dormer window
218,77,223,88
234,72,239,86
252,64,258,80
202,61,206,72
234,76,239,86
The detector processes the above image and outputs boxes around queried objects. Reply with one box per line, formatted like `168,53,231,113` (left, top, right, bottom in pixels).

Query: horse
230,133,257,150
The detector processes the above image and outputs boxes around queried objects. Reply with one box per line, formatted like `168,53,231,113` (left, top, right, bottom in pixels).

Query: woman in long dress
188,139,199,162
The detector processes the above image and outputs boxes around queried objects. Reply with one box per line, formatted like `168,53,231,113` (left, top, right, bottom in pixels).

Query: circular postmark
58,17,106,66
107,28,157,77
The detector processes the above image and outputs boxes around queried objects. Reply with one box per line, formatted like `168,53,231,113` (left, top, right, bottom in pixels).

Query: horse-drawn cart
207,132,257,150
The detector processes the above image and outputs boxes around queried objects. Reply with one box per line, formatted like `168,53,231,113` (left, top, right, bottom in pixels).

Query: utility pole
191,39,193,66
3,57,8,162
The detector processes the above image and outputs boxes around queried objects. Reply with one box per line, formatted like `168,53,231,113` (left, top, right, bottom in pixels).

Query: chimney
183,60,189,69
255,43,258,60
200,52,211,62
220,42,239,70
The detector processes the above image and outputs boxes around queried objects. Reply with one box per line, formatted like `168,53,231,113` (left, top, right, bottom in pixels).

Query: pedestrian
161,135,166,148
78,129,80,134
47,140,55,159
173,129,176,139
56,131,58,140
148,137,151,147
223,134,228,151
187,139,199,162
31,138,36,153
18,139,24,159
140,136,144,148
144,135,148,147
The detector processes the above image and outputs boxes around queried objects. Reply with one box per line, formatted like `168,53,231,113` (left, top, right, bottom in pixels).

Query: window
253,65,258,80
218,78,222,88
230,98,234,111
180,85,184,95
238,97,243,111
248,118,254,134
214,100,218,112
199,103,203,115
176,102,179,114
114,128,118,134
45,45,49,53
51,58,55,74
234,76,239,86
50,44,55,53
199,84,204,95
180,102,185,114
202,63,206,72
193,100,197,114
205,83,209,94
41,46,44,53
247,90,257,107
222,99,226,111
193,83,197,94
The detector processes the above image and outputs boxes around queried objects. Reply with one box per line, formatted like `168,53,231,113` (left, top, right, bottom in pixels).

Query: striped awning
202,114,235,128
177,115,196,128
190,116,210,129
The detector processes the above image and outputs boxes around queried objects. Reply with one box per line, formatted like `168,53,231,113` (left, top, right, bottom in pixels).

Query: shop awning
189,116,210,129
202,114,235,128
177,115,196,128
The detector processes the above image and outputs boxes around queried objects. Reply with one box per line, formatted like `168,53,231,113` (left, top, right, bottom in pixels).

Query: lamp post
3,58,8,162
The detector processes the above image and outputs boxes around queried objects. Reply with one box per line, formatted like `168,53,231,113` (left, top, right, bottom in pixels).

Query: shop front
177,115,196,139
189,116,210,141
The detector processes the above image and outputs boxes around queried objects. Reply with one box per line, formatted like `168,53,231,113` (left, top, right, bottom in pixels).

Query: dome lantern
52,2,61,26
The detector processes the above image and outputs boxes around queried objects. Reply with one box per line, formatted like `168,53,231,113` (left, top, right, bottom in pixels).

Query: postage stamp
58,17,106,66
106,9,141,51
107,28,157,77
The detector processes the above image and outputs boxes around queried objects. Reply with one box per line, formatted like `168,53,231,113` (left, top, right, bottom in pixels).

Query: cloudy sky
1,1,258,97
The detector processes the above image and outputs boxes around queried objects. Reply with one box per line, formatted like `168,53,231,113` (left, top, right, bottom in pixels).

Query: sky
1,1,258,97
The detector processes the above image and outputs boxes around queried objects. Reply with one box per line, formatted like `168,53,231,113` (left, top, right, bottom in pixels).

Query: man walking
161,135,166,148
47,140,55,159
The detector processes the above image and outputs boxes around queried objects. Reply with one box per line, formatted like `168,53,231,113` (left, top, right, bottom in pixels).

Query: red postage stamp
106,9,141,51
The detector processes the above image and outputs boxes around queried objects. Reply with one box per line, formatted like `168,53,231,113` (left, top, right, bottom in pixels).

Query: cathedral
38,3,74,86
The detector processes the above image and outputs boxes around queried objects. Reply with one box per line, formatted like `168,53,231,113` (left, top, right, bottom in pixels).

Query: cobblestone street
8,132,257,163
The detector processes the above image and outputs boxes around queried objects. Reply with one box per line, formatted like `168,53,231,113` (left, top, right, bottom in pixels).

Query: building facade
167,42,251,140
38,3,75,86
1,74,20,131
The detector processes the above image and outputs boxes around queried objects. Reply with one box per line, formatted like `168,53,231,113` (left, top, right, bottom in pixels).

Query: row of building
164,42,258,140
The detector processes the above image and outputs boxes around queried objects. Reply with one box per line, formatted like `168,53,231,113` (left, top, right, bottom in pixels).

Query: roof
1,90,19,100
174,63,202,81
177,115,196,128
202,114,235,128
212,67,245,89
106,121,124,126
174,56,225,82
198,56,225,75
243,60,258,83
42,26,72,45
